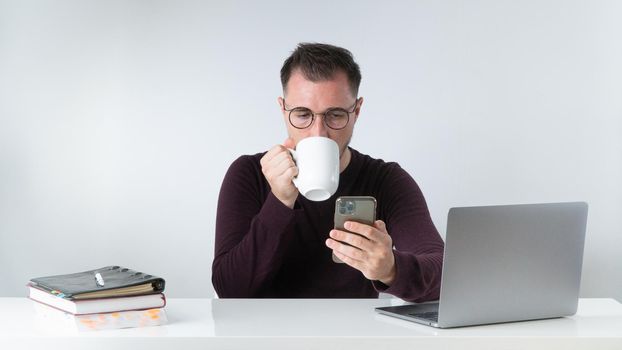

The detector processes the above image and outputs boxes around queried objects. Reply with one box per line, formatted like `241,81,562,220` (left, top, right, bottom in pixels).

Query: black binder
29,266,165,300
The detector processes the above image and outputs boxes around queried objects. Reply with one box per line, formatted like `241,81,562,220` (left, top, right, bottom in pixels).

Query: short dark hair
280,43,361,97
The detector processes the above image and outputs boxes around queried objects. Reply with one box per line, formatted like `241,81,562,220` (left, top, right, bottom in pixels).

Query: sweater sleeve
371,164,444,302
211,155,298,297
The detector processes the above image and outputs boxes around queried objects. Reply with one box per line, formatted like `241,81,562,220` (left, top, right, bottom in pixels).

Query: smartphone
332,196,377,263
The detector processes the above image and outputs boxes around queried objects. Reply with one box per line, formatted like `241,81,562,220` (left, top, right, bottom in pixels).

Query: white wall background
1,0,620,301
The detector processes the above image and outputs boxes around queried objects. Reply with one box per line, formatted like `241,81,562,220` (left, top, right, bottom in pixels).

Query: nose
308,114,329,137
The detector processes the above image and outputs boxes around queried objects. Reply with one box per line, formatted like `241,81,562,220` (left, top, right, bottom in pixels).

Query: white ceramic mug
289,137,340,201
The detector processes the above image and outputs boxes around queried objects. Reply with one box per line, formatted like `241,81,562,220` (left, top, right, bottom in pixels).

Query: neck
339,147,351,173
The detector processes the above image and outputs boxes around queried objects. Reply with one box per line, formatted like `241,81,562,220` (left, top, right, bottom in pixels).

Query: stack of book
28,266,167,331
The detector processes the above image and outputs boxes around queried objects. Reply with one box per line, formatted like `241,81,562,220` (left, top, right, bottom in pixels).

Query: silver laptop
376,202,588,328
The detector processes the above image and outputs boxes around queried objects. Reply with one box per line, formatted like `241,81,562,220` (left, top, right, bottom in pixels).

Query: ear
278,96,288,118
353,97,363,122
278,96,291,130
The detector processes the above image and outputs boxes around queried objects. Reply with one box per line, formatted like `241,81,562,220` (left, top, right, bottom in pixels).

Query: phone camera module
338,199,357,215
346,201,355,214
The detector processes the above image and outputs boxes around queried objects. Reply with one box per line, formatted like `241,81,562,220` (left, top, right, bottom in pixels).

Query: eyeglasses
283,98,360,130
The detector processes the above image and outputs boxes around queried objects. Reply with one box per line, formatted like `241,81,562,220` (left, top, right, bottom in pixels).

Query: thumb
283,137,296,149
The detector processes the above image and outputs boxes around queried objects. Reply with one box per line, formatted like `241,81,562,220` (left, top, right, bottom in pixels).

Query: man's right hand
260,138,299,208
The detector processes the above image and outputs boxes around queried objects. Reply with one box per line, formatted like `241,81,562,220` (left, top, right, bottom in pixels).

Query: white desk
1,298,621,349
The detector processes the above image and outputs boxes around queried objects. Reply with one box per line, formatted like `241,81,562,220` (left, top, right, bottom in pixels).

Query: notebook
32,302,168,332
375,202,588,328
28,285,166,315
29,266,165,300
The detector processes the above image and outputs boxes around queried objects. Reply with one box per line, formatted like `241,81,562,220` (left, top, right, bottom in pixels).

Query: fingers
261,138,295,167
373,220,386,232
342,220,387,242
325,238,366,262
272,150,296,173
261,144,289,165
260,143,299,207
329,229,371,251
262,151,294,179
273,157,298,180
262,144,296,173
262,139,294,166
332,250,365,271
326,220,396,283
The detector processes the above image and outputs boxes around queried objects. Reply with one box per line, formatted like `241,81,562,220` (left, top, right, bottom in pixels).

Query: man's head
278,43,363,164
280,43,361,98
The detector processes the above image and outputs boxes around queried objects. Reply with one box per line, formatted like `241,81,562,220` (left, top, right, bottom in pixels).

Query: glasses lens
289,108,314,128
325,109,349,129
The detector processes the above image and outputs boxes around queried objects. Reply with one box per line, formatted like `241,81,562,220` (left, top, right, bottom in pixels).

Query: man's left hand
325,220,396,286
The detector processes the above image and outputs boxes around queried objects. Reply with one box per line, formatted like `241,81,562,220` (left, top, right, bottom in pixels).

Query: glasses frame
283,98,360,130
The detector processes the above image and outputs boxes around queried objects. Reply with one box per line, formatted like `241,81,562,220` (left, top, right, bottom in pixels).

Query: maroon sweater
212,148,444,302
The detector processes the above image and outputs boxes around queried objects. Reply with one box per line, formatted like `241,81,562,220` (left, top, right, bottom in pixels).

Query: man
212,43,444,302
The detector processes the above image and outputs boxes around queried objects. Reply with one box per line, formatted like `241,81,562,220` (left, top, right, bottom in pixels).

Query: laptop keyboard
409,311,439,322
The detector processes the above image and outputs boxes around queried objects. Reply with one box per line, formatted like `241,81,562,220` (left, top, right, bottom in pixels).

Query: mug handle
287,148,300,188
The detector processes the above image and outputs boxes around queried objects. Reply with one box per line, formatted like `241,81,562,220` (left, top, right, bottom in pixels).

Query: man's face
278,69,362,158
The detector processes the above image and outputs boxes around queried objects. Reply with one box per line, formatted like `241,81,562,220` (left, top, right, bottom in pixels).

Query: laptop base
376,303,440,328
